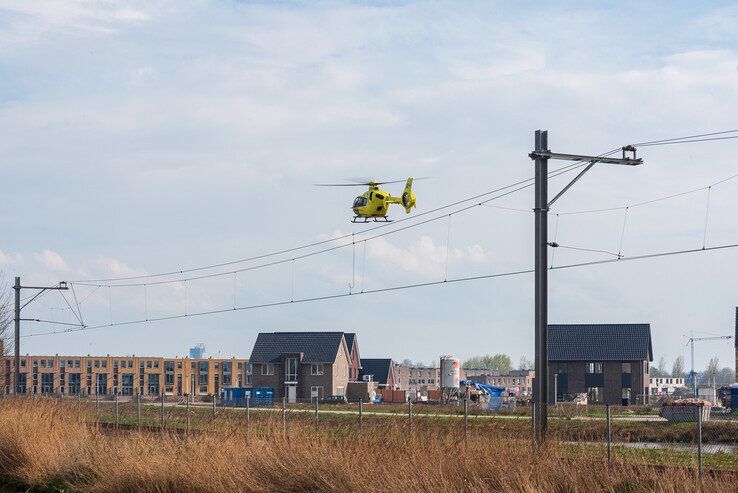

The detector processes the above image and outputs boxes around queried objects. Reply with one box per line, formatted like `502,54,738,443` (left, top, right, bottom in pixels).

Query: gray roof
249,332,348,364
548,324,653,362
360,358,394,384
345,333,358,357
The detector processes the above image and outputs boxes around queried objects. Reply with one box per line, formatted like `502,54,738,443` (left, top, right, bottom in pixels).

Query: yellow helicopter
316,178,420,223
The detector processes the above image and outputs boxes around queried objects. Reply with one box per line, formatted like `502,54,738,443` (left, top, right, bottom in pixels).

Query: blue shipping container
220,386,274,407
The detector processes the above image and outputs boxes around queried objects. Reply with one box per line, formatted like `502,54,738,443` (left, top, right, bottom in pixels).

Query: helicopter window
374,193,385,200
376,206,382,211
353,197,367,207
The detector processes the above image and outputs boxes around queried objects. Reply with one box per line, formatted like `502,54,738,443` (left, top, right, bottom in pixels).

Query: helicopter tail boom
400,177,416,213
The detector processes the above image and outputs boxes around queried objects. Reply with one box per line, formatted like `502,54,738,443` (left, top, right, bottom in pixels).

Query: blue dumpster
220,386,274,407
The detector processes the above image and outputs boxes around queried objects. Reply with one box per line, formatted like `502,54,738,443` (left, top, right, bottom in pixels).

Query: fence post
359,398,363,432
606,404,612,468
246,395,250,439
186,394,190,433
136,392,141,431
212,394,216,418
407,398,412,436
531,400,536,450
95,388,100,418
697,405,703,482
315,397,319,433
463,397,468,449
282,396,287,438
160,391,165,430
115,392,119,428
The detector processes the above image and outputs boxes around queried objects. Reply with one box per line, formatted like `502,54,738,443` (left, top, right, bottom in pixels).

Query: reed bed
0,399,734,492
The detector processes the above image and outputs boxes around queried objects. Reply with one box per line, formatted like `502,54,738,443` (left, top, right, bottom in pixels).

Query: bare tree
652,356,668,378
0,274,12,394
671,355,685,378
518,355,533,371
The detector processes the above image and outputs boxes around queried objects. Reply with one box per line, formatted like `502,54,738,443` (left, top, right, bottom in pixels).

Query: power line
631,129,738,147
71,162,592,289
548,242,622,259
637,135,738,147
557,171,738,216
70,161,589,284
23,241,738,338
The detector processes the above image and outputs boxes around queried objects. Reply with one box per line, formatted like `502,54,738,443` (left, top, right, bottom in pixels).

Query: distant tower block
190,343,206,359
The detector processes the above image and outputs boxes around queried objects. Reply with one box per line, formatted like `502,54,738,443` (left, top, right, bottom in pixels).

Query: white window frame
285,358,298,381
311,363,324,376
261,363,274,376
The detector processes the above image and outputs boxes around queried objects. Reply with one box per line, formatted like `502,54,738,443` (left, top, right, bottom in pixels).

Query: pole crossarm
530,150,643,209
529,151,643,166
13,278,70,396
547,161,596,208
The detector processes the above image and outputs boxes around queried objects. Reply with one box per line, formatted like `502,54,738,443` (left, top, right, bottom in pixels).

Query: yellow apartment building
3,354,251,398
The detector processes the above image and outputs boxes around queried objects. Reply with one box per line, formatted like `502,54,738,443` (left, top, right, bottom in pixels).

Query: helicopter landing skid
352,216,392,223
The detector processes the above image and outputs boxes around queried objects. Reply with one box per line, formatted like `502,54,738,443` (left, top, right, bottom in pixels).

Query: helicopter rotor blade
345,177,374,184
314,177,433,187
373,176,433,185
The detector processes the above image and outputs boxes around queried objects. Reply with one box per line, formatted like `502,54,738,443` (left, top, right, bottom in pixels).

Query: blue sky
1,1,738,372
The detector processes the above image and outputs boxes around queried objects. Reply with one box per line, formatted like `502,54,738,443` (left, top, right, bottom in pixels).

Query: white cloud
367,235,488,278
89,256,147,279
0,250,23,265
35,250,70,272
0,0,153,43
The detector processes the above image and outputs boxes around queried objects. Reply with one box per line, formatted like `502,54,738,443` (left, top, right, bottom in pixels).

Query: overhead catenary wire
550,214,560,268
702,187,711,249
360,240,367,294
548,243,622,259
630,129,738,147
54,131,738,286
59,290,83,327
635,135,738,147
71,162,592,289
70,161,589,284
24,134,738,337
557,171,738,216
22,138,738,337
22,241,738,338
444,214,452,281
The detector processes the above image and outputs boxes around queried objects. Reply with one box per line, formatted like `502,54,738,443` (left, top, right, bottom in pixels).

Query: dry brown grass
0,398,734,492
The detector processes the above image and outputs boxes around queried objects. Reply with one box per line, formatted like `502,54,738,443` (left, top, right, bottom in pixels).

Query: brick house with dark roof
344,333,361,382
359,358,399,389
547,324,653,406
248,332,359,402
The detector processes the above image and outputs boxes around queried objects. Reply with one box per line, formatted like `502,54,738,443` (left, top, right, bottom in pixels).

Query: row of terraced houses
2,354,251,397
2,323,660,405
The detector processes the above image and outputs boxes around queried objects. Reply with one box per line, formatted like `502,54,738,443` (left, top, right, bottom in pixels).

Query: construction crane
685,331,734,396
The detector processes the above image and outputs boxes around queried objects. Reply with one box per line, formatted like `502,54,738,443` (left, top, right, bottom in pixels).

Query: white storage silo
440,356,461,390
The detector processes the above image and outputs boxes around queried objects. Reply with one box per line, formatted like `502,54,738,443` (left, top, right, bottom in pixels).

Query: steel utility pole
529,131,642,443
13,277,72,395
